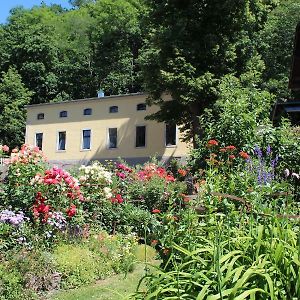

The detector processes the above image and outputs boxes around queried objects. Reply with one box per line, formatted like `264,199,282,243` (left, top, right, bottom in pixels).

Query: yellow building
25,93,190,166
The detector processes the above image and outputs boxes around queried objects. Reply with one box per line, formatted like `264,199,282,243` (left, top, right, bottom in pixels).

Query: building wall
25,94,190,165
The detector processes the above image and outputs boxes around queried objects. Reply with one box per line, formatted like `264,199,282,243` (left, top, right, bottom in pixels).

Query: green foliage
0,263,37,300
200,73,275,149
140,0,279,144
85,232,137,274
53,243,105,288
0,0,144,106
126,175,186,212
258,0,300,98
10,249,60,292
0,68,32,147
257,121,300,173
136,210,300,299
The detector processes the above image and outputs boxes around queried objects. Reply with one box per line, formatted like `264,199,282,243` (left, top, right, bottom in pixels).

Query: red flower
66,204,76,218
207,139,218,147
37,203,50,214
239,151,250,159
165,175,175,182
116,194,124,204
178,169,187,177
225,145,236,151
152,209,161,214
229,155,235,159
151,239,158,246
219,148,226,152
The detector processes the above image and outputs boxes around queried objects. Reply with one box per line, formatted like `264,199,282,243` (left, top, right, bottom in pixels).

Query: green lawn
50,264,147,300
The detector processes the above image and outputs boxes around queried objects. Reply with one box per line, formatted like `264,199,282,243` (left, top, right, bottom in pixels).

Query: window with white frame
35,133,43,150
108,128,117,149
82,129,91,150
57,131,66,151
165,123,177,146
136,126,146,147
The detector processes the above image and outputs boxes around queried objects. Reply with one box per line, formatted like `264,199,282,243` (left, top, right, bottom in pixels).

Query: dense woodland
0,0,299,147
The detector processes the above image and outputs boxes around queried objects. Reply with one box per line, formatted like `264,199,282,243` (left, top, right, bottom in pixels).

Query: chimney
97,89,105,98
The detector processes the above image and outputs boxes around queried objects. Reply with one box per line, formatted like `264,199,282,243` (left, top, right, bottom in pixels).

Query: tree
88,0,144,95
258,0,300,99
140,0,279,147
0,68,32,148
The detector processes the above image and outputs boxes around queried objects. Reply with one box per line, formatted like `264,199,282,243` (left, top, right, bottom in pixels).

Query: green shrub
53,244,107,289
11,249,60,292
0,263,37,300
86,232,137,274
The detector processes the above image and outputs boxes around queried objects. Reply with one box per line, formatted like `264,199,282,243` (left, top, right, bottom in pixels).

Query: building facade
25,93,190,166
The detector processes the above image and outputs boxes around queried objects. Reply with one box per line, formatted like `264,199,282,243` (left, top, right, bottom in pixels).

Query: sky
0,0,72,24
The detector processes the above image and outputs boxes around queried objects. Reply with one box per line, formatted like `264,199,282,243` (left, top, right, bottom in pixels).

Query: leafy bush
53,243,106,289
0,263,37,300
2,145,47,214
9,249,60,292
86,232,137,274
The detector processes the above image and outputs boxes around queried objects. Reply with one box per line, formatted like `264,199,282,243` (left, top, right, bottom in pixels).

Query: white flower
103,187,112,199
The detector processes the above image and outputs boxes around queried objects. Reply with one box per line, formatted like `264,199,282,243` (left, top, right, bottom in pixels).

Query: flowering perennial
0,210,27,226
10,144,46,165
137,163,175,182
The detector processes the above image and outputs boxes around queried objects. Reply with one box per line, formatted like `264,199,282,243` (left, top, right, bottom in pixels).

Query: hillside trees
140,0,279,147
0,0,143,104
0,68,32,148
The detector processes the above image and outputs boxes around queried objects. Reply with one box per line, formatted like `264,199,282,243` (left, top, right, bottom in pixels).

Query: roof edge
25,92,146,108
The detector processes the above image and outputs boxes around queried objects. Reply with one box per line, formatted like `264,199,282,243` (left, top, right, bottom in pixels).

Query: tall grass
134,210,300,299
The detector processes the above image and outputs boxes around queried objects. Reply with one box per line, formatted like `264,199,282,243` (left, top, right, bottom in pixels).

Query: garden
0,115,299,300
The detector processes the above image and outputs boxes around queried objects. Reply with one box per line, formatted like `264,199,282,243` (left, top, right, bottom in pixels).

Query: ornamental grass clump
135,209,300,299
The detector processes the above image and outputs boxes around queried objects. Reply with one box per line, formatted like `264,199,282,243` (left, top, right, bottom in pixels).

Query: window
82,129,91,150
37,113,44,120
108,128,117,149
109,106,118,113
35,133,43,150
59,111,68,118
137,103,146,111
165,123,177,146
58,131,66,151
136,126,146,147
83,108,92,115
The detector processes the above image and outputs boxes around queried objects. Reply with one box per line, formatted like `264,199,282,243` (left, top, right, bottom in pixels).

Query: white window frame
165,123,178,147
135,125,147,148
81,129,92,151
56,130,67,152
107,127,118,149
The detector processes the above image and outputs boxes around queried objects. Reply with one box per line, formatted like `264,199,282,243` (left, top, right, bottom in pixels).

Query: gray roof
25,92,145,108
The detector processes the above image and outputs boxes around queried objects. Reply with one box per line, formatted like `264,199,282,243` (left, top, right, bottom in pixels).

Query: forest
0,0,299,147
